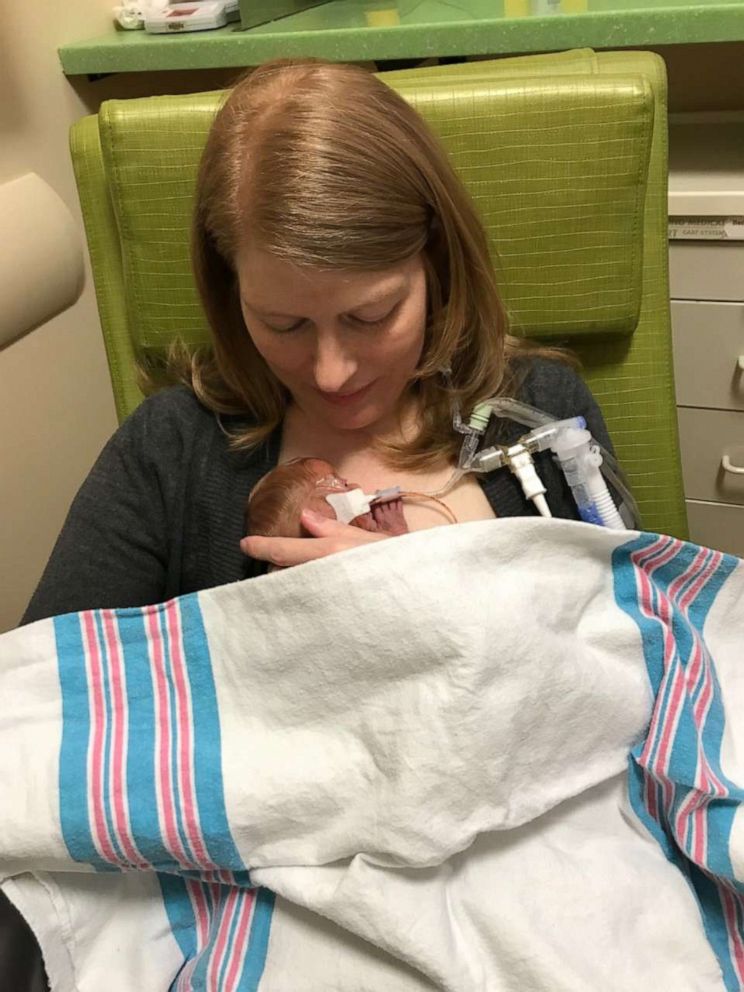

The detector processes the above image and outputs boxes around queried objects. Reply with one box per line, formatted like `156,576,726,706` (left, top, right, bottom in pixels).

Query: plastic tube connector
550,427,625,529
468,402,493,433
503,445,552,517
523,417,586,453
508,448,546,501
370,486,402,505
469,446,505,473
458,431,482,470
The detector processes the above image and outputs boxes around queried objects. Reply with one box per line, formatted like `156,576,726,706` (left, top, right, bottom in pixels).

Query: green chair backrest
70,48,686,538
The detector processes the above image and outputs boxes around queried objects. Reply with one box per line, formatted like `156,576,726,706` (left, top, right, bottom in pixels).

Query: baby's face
300,458,362,521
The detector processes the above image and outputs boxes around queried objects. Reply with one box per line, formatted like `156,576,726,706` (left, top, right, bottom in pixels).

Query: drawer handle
722,454,744,475
738,355,744,372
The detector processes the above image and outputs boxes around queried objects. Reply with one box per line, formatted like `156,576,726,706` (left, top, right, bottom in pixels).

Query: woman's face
236,246,428,433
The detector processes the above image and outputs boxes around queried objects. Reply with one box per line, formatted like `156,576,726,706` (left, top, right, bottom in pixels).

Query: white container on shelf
144,2,228,33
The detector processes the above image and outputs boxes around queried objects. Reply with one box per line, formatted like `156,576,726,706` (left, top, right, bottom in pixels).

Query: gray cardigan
22,358,615,624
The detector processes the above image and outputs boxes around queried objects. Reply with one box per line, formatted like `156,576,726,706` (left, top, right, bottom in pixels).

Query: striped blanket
1,519,742,991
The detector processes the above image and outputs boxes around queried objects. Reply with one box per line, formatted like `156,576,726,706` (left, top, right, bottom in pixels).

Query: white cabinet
668,115,744,556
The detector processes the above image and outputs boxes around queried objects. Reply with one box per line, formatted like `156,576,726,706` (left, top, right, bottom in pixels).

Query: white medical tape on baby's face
324,489,372,524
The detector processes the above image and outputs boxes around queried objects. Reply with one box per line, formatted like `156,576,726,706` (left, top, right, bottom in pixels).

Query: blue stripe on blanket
179,593,245,869
158,880,273,992
613,533,744,991
120,609,170,867
240,889,275,991
94,610,129,867
55,598,246,873
55,611,114,871
55,596,275,989
159,873,198,964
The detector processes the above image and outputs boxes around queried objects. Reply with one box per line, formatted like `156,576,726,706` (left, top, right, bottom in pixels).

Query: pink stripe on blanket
147,609,193,869
223,890,257,992
207,885,240,991
631,543,710,832
102,609,149,869
721,883,744,985
653,549,715,786
166,599,219,872
175,879,214,992
82,611,120,866
631,538,684,771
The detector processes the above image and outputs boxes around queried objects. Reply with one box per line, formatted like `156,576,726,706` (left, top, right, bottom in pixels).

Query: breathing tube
424,395,639,529
325,486,458,526
322,394,638,530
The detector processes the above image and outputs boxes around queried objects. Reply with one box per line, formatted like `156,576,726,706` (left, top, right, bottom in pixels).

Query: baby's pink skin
305,489,408,536
300,459,408,536
351,498,408,536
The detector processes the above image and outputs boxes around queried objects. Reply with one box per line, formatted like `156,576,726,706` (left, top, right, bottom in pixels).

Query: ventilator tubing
462,398,639,529
550,427,626,530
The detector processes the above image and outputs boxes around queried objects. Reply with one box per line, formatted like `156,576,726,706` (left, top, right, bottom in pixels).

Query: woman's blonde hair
181,58,567,469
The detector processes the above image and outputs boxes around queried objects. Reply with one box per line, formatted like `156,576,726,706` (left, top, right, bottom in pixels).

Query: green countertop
59,1,744,75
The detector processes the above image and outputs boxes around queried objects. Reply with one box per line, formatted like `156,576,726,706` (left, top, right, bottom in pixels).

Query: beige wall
0,2,119,632
0,5,237,632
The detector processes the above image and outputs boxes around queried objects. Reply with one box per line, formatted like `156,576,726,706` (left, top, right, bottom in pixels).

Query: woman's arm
240,509,387,568
21,389,194,624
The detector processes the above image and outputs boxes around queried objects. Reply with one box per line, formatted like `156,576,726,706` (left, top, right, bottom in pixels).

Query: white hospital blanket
1,519,742,991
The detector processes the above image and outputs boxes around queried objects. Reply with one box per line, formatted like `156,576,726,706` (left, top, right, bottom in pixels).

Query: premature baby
246,457,410,539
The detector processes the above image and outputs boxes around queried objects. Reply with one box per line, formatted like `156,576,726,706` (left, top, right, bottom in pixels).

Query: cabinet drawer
686,499,744,557
672,301,744,410
677,407,744,505
669,241,744,302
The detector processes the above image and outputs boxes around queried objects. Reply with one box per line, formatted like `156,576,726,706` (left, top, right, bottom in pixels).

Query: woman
22,59,616,622
10,59,620,990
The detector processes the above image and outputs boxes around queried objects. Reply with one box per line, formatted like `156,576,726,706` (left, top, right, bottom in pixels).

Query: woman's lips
317,381,375,406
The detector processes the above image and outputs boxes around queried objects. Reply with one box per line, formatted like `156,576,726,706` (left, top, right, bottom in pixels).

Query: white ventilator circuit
549,427,627,529
324,395,638,530
423,394,639,528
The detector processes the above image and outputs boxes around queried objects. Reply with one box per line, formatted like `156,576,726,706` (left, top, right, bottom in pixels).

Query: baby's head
246,457,410,541
245,458,361,539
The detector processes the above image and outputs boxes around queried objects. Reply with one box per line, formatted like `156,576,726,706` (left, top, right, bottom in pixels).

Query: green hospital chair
70,48,687,538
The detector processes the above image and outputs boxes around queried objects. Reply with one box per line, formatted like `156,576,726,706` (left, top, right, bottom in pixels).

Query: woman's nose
312,333,358,393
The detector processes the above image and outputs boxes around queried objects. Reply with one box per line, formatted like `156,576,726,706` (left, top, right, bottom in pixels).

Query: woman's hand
240,509,388,568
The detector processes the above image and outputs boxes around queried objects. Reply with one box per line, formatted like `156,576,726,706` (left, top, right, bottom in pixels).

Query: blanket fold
1,519,742,991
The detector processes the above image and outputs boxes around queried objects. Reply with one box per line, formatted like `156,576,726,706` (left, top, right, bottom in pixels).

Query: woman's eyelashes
266,318,306,333
264,303,400,334
349,306,398,328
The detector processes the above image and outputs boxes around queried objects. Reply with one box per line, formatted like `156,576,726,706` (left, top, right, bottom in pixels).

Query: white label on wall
669,216,744,241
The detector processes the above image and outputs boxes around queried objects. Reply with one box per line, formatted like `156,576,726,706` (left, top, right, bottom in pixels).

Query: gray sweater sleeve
21,390,192,624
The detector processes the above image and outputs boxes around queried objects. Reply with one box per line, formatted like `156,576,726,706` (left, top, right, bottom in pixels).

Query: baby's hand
240,510,387,568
